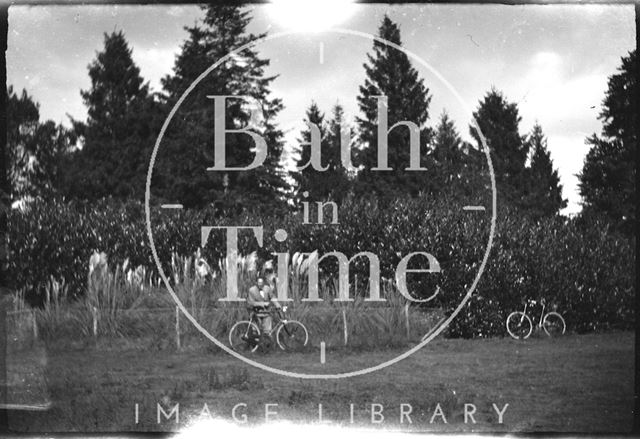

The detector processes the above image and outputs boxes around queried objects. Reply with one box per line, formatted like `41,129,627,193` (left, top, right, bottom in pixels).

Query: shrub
7,196,634,338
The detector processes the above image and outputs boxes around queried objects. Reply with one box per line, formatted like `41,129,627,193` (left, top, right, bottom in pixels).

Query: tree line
7,5,637,232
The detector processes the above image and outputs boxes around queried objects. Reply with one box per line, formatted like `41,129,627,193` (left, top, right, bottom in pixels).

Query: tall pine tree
293,102,327,203
579,50,637,232
432,111,463,190
293,102,351,204
157,5,288,211
430,110,488,204
64,31,157,201
470,88,528,207
522,123,566,217
325,104,353,203
355,15,433,200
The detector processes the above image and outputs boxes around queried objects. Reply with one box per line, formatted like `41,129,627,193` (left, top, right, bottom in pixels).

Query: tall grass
11,249,441,350
287,278,440,349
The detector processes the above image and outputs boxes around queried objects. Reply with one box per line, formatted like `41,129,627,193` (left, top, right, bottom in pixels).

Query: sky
7,3,635,214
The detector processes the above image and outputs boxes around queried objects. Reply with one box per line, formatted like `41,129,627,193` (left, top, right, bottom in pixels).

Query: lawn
4,331,634,433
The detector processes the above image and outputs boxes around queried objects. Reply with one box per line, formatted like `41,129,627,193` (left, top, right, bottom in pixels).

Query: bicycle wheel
276,320,309,351
506,312,533,340
228,321,260,353
542,312,566,337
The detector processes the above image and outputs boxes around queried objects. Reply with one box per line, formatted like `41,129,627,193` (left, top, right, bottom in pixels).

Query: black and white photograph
1,0,637,434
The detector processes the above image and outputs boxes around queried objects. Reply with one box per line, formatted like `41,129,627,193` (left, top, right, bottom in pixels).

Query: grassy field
4,331,634,433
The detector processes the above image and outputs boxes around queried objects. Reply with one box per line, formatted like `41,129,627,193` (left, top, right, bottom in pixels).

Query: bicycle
506,298,566,340
228,305,309,353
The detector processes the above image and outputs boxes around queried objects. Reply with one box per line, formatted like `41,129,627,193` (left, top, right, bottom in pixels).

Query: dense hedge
447,213,635,336
6,196,634,337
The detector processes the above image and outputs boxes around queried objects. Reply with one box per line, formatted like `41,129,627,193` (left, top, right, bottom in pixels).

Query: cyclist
247,277,281,335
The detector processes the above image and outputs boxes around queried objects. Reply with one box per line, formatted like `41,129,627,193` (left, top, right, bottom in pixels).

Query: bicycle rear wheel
276,320,309,351
542,312,566,337
506,311,533,340
229,321,260,353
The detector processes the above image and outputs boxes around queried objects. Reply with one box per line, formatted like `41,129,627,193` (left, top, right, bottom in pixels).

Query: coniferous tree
7,86,75,202
64,31,157,201
324,104,352,203
430,110,489,204
355,15,433,200
293,102,351,204
523,123,566,217
432,111,463,190
293,102,328,204
579,50,637,232
470,88,528,207
157,5,288,211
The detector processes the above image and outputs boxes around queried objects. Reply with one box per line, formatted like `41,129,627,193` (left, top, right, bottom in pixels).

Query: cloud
546,134,591,215
166,6,188,17
516,51,607,138
132,46,179,93
507,51,610,214
7,4,634,216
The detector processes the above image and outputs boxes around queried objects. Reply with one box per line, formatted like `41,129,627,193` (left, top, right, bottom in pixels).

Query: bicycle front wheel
229,321,260,353
506,312,533,340
542,312,566,337
276,320,309,351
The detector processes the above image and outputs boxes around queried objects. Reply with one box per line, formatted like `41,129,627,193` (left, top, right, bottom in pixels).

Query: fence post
92,306,98,337
31,310,38,340
175,306,181,350
342,308,348,346
404,303,410,339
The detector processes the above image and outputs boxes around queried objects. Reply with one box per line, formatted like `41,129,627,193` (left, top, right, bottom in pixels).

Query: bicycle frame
521,300,546,327
244,307,287,339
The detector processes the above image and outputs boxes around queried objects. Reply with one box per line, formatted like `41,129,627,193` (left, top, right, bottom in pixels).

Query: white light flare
267,0,357,32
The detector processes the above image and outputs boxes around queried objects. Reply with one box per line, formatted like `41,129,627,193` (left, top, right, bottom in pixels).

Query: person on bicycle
247,277,281,335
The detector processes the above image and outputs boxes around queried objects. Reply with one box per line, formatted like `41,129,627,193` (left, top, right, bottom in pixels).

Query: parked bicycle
506,298,566,340
228,305,309,353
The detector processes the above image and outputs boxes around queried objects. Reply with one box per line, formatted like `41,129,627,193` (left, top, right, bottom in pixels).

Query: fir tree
157,5,288,211
432,111,463,190
293,102,328,203
64,31,157,201
579,50,637,232
293,103,351,204
523,123,566,217
355,15,433,200
470,88,528,207
430,111,488,204
324,104,352,203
